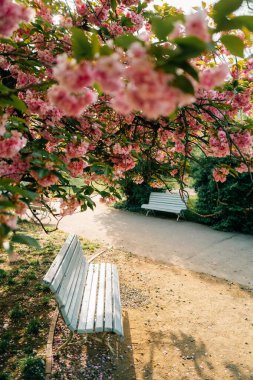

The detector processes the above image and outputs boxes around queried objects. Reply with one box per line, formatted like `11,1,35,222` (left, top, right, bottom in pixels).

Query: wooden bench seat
141,192,187,221
43,234,123,336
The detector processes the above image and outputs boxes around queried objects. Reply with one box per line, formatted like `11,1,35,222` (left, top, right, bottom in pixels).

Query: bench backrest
43,234,88,324
148,192,187,211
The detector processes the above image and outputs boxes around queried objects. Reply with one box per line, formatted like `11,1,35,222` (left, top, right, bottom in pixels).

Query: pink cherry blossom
48,85,97,117
0,114,7,136
31,171,59,187
60,196,82,216
200,64,229,90
169,22,184,40
53,54,94,92
75,0,87,15
0,0,34,37
185,11,210,43
0,154,29,181
208,130,230,157
66,141,89,159
94,53,125,94
0,131,27,159
213,167,229,182
236,162,248,173
231,131,252,154
121,0,139,6
107,22,124,36
67,159,87,177
88,5,109,25
0,214,17,230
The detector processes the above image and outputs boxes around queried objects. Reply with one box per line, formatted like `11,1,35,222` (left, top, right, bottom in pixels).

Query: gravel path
59,197,253,288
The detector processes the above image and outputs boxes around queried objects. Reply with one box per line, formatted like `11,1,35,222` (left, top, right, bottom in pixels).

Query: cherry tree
0,0,252,250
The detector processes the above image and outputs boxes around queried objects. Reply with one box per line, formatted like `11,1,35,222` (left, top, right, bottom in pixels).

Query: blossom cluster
0,0,34,37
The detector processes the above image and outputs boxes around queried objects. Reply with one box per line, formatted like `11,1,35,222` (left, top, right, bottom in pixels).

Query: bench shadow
53,311,136,379
169,331,253,380
141,330,169,380
225,364,253,380
170,331,215,380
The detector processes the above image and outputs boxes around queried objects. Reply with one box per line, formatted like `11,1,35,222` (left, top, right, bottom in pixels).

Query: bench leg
177,214,180,222
105,335,115,355
56,331,74,353
146,210,150,216
90,333,115,355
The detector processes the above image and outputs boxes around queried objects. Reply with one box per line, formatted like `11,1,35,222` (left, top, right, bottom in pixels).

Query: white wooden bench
141,192,187,221
43,234,123,337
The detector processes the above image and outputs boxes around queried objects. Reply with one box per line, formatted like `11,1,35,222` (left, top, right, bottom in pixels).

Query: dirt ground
52,248,253,380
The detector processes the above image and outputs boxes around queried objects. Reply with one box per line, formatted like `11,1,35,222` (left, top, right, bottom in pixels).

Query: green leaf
220,35,244,57
178,61,199,81
213,0,243,23
171,36,208,62
93,82,103,95
137,1,148,13
111,0,117,11
36,168,50,178
175,36,207,52
230,15,253,32
71,27,93,61
114,34,140,49
0,200,15,209
100,45,114,56
171,75,195,94
91,33,100,57
0,82,12,94
0,180,37,200
12,234,41,249
10,95,27,112
151,16,174,40
0,37,18,48
121,16,134,27
32,80,56,91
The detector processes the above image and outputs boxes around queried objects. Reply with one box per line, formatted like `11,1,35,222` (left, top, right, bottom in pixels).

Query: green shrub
0,269,7,284
0,373,12,380
26,319,41,335
9,305,25,320
19,356,45,380
7,278,16,286
191,157,253,233
0,339,9,354
40,296,51,306
0,332,12,354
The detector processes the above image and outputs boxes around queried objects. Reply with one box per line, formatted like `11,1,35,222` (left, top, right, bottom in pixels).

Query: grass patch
0,221,99,379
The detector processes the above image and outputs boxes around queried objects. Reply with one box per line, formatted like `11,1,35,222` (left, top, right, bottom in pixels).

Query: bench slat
61,254,84,316
47,236,78,293
43,234,76,287
95,263,106,333
86,264,99,333
78,264,95,333
67,257,87,331
56,243,83,307
104,263,113,331
141,205,185,212
149,199,186,204
60,254,84,326
112,265,123,336
142,203,186,209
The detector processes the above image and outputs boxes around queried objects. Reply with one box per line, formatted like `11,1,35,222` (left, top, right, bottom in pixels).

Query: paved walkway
59,198,253,288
